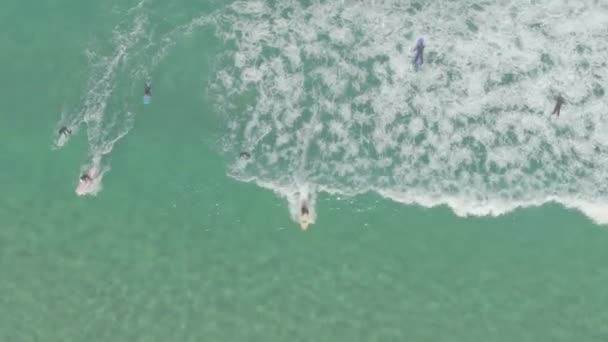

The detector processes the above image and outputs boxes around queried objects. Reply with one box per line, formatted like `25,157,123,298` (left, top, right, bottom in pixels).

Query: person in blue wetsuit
413,37,425,69
144,80,152,96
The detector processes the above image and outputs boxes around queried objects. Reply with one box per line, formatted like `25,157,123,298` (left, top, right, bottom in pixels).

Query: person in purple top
413,37,425,69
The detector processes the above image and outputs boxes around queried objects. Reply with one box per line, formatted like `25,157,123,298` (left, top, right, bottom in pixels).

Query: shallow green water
2,0,608,341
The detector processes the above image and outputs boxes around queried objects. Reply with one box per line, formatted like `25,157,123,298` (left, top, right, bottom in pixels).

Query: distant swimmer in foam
58,126,72,137
239,151,251,160
551,95,565,117
413,37,425,69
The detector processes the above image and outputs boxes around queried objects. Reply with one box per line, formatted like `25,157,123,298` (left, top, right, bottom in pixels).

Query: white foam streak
54,6,150,194
211,0,608,225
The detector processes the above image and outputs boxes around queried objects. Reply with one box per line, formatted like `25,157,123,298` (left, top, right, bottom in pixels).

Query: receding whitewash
211,0,608,226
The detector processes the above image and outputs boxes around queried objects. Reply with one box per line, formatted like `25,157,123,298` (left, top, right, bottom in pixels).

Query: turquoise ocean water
2,0,608,340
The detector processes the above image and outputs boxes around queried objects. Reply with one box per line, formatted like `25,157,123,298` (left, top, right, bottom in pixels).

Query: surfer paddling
413,37,425,69
301,205,309,216
79,173,93,185
75,168,98,196
144,80,152,96
58,126,72,137
551,95,565,117
142,79,153,105
299,203,311,231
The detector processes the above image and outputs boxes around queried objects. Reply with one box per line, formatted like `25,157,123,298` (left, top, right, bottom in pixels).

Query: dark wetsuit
552,96,564,117
144,82,152,96
59,126,72,136
239,152,251,159
80,174,92,182
301,206,309,216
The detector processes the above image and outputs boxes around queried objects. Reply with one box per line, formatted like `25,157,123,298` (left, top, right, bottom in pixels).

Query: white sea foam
211,0,608,225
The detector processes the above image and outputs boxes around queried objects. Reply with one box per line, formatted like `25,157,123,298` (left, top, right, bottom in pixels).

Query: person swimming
551,95,565,117
239,152,251,160
58,126,72,137
144,80,152,96
413,37,425,69
301,204,309,216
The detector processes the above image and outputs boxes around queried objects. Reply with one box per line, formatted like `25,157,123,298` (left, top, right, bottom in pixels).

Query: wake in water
209,0,608,225
53,0,217,196
53,2,151,195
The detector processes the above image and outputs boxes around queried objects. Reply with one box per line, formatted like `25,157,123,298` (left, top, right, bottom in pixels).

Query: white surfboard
55,134,69,148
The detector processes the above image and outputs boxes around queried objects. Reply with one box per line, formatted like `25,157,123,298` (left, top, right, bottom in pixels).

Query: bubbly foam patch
210,0,608,224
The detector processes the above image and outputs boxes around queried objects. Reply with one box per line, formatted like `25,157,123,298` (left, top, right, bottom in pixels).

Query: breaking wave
210,0,608,224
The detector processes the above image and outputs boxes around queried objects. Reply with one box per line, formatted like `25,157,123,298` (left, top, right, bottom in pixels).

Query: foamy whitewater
53,0,608,224
210,0,608,224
